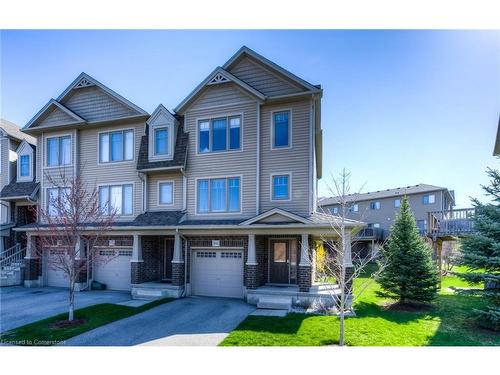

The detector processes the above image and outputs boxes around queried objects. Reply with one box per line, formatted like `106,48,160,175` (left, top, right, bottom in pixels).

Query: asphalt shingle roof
0,181,39,199
0,118,36,145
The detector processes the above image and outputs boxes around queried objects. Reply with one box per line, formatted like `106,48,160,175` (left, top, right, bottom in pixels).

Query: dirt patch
382,301,433,312
50,319,86,329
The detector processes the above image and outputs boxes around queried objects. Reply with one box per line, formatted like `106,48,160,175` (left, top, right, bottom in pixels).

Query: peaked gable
147,104,177,127
240,208,312,226
24,99,86,131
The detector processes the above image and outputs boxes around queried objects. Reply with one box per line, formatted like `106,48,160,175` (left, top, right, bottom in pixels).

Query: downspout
138,172,147,213
256,103,260,215
176,228,189,297
181,168,187,211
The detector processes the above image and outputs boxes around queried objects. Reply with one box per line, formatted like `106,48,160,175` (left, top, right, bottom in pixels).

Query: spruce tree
377,195,439,304
459,166,500,330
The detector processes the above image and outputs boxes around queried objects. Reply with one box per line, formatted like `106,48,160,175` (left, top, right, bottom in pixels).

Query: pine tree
377,195,439,304
459,166,500,330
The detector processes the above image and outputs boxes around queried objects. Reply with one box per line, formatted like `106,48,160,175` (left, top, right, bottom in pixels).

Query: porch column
74,237,87,289
131,234,145,285
246,234,258,289
344,231,354,297
171,233,185,287
298,233,312,292
24,234,40,287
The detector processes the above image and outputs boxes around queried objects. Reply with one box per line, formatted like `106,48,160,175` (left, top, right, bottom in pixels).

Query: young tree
459,166,500,330
317,169,387,346
31,173,116,321
377,195,439,305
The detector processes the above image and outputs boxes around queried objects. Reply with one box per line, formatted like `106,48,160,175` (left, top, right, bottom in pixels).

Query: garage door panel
93,249,132,291
46,250,70,288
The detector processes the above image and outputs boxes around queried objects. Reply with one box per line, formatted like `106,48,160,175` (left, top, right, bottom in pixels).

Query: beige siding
185,85,258,220
38,107,76,127
260,100,312,216
147,173,184,211
190,83,255,110
63,86,136,122
0,138,11,188
229,56,303,97
35,135,42,183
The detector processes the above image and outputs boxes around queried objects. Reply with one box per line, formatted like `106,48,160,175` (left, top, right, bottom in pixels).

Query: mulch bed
382,301,433,312
50,319,86,329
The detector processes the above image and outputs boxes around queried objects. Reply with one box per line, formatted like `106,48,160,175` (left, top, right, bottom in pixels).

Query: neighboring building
3,46,361,306
0,119,37,254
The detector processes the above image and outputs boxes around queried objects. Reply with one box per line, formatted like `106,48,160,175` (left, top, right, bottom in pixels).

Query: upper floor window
394,198,401,208
154,127,169,156
99,184,133,216
99,129,134,163
272,174,290,201
422,194,435,205
417,219,427,233
272,111,290,149
20,155,30,177
370,201,381,210
197,177,240,213
348,204,359,213
47,136,71,166
330,206,339,215
368,223,380,228
159,181,173,205
47,187,70,217
198,116,241,153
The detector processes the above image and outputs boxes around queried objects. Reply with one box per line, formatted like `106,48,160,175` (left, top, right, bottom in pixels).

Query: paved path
0,286,130,332
65,296,255,346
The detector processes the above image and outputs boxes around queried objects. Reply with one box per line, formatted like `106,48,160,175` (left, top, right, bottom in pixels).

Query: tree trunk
339,312,345,346
68,281,75,321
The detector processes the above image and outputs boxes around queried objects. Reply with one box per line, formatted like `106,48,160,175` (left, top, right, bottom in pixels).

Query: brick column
130,234,145,284
171,233,185,287
298,234,312,292
24,234,40,287
245,234,258,289
344,231,354,295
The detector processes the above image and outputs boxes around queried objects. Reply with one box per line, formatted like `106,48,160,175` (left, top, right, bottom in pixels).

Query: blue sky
1,30,498,207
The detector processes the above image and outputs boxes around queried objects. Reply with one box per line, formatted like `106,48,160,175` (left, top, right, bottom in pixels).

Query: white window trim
148,123,174,161
423,194,436,205
157,180,175,207
394,198,401,208
194,174,243,215
17,153,33,182
96,181,135,217
350,204,359,213
45,186,70,217
270,172,292,202
370,201,381,210
270,108,292,150
194,112,244,156
44,133,73,169
97,127,136,166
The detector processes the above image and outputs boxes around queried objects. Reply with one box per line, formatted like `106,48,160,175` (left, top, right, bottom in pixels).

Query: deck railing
354,227,386,241
427,208,475,237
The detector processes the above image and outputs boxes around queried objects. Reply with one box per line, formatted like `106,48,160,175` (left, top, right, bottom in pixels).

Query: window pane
159,182,173,205
47,188,59,216
228,178,240,212
429,194,435,204
122,184,133,215
273,175,289,200
212,118,227,151
111,132,124,161
199,121,210,153
99,186,109,214
273,242,286,262
47,138,59,166
273,111,289,147
110,186,123,214
154,128,168,155
61,136,71,165
20,155,29,176
197,180,209,213
124,131,134,160
229,117,240,150
210,178,226,211
100,133,110,163
61,188,71,213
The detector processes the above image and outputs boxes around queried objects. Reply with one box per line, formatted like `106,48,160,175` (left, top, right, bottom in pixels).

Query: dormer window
147,105,177,162
20,155,30,177
16,140,34,182
154,127,169,156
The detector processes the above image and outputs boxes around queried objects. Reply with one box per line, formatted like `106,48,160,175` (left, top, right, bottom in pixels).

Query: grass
220,264,500,346
0,298,172,346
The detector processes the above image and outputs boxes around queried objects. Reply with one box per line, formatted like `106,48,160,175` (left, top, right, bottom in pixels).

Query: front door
161,239,174,280
270,240,290,284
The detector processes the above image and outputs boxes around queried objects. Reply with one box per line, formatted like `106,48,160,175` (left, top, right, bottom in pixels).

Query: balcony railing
427,208,475,237
354,227,386,241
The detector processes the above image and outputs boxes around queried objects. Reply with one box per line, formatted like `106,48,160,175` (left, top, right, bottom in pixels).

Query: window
373,223,380,228
197,177,240,213
417,219,427,233
394,198,401,208
370,201,381,210
422,194,435,205
349,204,359,213
47,136,71,166
159,182,173,205
272,175,290,200
331,207,339,215
154,127,169,155
273,242,287,262
99,184,133,215
272,111,290,148
198,116,241,153
99,129,134,163
20,155,30,177
47,187,70,217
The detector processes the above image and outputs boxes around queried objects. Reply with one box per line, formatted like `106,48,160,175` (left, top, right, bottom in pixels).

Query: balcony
354,227,386,241
427,208,475,237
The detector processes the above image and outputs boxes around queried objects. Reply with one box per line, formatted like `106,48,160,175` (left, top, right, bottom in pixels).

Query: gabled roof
57,72,148,116
16,139,35,154
239,208,312,226
0,181,39,200
0,118,36,145
24,99,86,130
222,46,321,93
147,104,178,126
174,67,266,114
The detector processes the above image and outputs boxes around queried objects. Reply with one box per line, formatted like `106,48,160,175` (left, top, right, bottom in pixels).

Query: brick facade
246,264,258,289
172,262,185,286
24,258,40,281
297,265,312,292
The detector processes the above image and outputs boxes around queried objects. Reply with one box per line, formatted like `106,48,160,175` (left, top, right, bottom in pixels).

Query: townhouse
3,46,360,306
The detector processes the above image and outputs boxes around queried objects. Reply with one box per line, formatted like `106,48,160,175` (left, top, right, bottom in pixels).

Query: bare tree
30,172,116,321
316,169,387,346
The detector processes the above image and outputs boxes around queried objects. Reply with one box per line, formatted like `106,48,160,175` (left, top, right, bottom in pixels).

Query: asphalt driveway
64,296,255,346
0,286,130,332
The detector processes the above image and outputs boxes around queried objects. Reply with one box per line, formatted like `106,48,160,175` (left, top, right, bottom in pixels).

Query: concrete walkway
64,296,255,346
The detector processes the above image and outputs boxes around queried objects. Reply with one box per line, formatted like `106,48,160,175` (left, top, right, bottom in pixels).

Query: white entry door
93,249,132,291
191,250,244,299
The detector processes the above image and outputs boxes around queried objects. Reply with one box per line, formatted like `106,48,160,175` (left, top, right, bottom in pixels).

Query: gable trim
24,99,86,130
239,208,312,226
147,104,178,126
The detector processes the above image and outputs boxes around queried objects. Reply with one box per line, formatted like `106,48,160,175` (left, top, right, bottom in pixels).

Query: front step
131,283,184,300
257,296,292,311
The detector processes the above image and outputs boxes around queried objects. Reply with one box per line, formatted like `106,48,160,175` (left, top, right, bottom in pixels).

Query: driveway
0,286,130,332
64,296,255,346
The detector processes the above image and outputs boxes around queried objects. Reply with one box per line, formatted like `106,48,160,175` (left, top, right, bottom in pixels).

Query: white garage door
93,249,132,291
46,250,70,288
191,250,244,298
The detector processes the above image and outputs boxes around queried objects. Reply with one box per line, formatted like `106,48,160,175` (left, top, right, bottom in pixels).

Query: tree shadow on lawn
354,301,434,324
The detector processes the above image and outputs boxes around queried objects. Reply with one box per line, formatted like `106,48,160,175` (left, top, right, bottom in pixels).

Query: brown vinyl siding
147,172,184,211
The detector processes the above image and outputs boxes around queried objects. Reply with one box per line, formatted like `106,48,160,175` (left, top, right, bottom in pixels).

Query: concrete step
257,296,292,310
250,309,288,317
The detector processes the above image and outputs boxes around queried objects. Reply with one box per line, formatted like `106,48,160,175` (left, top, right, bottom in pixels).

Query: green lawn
0,298,172,346
220,265,500,346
